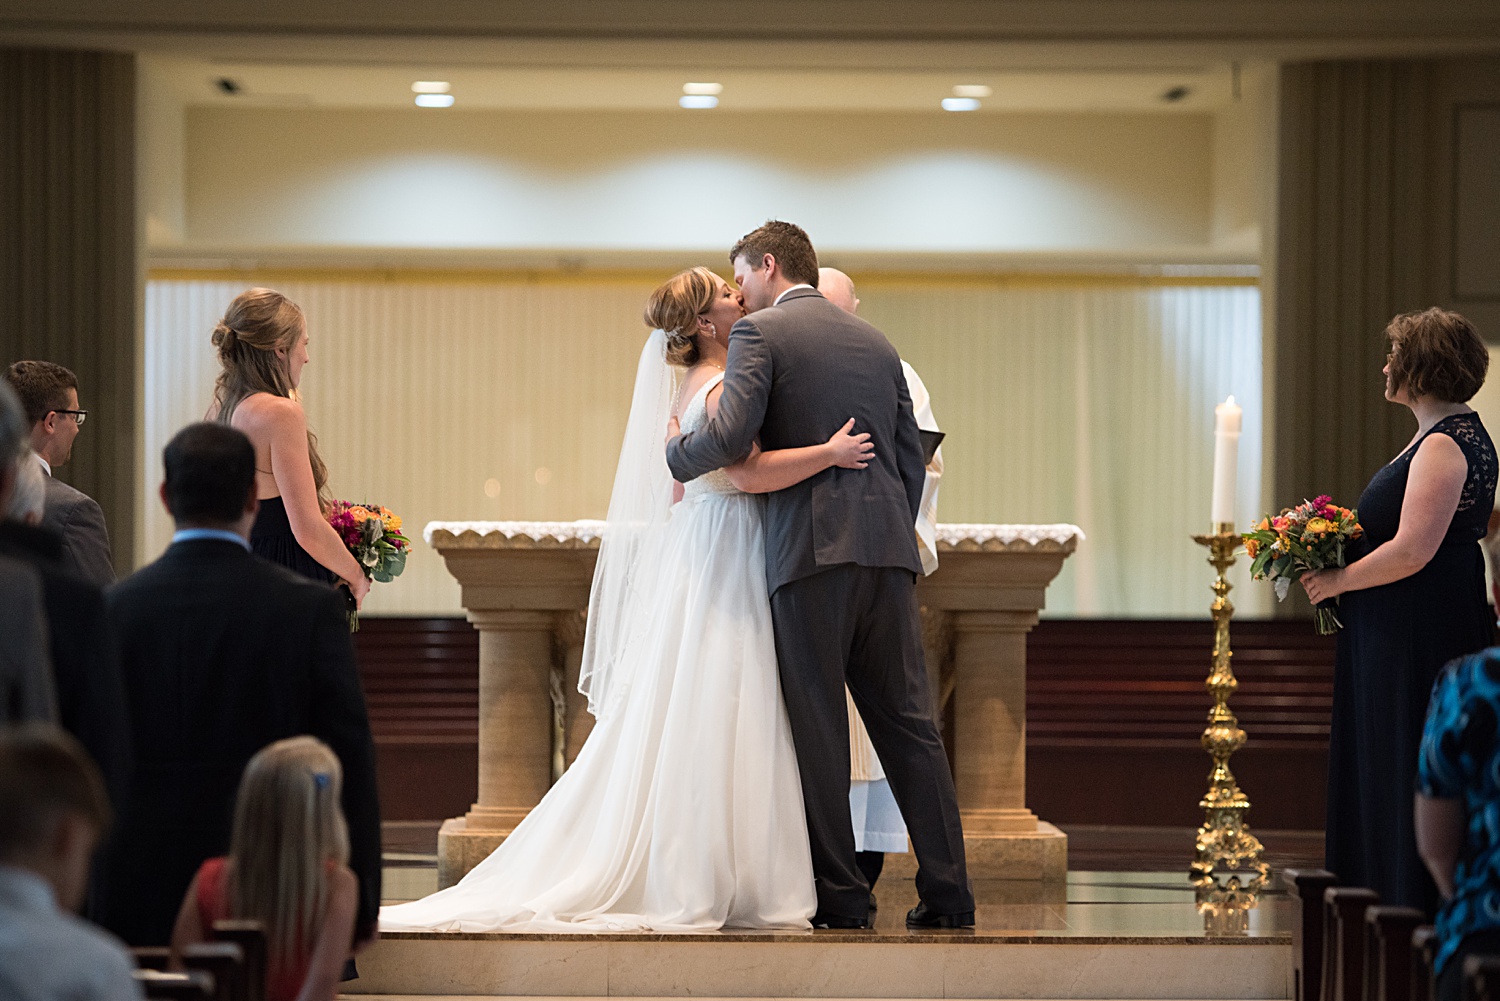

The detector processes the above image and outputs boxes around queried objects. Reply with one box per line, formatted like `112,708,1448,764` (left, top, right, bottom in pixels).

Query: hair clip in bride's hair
313,772,330,790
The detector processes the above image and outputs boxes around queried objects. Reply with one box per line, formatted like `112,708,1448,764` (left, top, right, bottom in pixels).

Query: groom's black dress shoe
812,912,871,929
905,903,975,929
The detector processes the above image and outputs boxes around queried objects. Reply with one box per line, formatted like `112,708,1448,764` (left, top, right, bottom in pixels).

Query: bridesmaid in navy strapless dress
207,287,370,612
251,496,338,586
1302,309,1497,914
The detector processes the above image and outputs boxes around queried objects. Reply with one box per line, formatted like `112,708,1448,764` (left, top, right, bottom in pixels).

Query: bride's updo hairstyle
643,267,719,367
209,287,329,501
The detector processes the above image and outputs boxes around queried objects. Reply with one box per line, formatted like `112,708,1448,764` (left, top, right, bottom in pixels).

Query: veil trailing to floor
576,328,678,719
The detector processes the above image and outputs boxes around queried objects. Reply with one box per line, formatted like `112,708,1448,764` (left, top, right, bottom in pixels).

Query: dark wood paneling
353,617,477,820
0,48,137,568
1026,619,1334,830
356,616,1336,831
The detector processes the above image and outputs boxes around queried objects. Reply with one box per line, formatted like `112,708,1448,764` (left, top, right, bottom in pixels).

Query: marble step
344,933,1292,999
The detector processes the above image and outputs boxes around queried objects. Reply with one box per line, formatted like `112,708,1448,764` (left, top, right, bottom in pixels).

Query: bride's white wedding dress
379,372,816,932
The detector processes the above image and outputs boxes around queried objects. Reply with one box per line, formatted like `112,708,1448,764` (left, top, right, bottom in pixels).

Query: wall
0,48,138,570
172,106,1221,258
1272,55,1500,589
143,271,1265,617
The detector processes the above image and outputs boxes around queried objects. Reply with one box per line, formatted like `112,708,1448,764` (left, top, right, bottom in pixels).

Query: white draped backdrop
143,273,1265,617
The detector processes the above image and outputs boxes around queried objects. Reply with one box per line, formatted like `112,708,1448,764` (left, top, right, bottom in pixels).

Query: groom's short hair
730,221,819,288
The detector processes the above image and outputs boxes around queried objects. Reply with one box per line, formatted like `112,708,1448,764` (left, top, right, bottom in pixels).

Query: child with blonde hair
170,737,358,1001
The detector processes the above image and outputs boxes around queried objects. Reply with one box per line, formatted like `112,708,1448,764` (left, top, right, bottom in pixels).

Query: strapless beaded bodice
679,372,742,500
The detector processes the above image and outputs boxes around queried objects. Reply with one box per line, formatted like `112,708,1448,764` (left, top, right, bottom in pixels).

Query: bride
379,267,873,932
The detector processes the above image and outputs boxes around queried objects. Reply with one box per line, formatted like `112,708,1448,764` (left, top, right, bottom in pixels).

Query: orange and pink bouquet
1243,495,1362,634
327,500,410,629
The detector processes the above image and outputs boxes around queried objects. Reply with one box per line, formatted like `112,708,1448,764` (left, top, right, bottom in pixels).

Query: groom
666,221,974,929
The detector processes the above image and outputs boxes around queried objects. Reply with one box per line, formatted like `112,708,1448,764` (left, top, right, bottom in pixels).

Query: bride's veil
577,328,678,719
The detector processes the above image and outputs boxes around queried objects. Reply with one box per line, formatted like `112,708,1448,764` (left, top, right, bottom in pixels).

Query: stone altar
423,519,1082,887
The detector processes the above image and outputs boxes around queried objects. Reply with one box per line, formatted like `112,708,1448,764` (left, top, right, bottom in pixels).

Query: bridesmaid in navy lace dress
1303,308,1497,913
206,289,369,610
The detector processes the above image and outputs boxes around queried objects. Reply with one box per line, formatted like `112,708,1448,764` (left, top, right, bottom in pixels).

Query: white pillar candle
1211,395,1242,527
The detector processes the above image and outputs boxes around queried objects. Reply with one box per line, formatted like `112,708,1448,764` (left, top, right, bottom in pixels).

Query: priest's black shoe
906,902,975,928
812,912,871,929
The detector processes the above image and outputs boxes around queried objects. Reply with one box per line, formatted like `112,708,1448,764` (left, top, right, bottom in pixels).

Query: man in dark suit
666,221,973,929
1,451,132,817
99,422,382,948
5,361,116,586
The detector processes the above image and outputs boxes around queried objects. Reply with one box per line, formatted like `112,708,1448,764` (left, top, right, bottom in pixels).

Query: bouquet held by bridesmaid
1244,495,1363,634
328,500,410,629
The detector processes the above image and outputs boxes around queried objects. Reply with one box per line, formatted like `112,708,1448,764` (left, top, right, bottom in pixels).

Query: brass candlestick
1189,524,1269,936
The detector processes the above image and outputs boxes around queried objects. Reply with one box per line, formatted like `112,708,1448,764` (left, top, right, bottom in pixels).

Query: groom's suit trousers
771,563,973,919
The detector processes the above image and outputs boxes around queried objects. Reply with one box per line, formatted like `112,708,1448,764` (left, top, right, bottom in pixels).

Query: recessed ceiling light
412,81,451,94
683,82,724,96
679,95,719,109
953,84,992,98
941,97,981,112
415,94,455,108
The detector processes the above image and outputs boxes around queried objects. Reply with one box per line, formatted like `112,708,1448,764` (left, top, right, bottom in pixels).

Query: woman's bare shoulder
234,393,305,430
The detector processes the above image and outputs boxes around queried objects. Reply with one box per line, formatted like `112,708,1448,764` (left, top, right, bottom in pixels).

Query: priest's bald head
818,268,859,315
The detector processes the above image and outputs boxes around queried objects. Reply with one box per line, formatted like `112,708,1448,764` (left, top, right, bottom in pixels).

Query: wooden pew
1411,926,1438,1001
1365,906,1425,1001
182,942,245,1001
1464,955,1500,1001
131,946,173,971
1324,887,1381,1001
1287,868,1339,1001
133,969,214,1001
211,920,266,1001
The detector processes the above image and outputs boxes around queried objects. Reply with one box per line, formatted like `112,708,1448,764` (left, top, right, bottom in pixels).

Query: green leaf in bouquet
386,550,408,578
373,568,393,583
1271,555,1292,577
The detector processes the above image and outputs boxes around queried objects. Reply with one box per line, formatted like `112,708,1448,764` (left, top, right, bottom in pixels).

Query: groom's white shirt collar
34,452,50,477
773,284,815,306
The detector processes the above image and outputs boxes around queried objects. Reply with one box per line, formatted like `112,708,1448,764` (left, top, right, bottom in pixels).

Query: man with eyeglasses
5,361,115,586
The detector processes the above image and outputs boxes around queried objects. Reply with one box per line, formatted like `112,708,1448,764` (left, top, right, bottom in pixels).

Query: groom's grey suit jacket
666,286,926,594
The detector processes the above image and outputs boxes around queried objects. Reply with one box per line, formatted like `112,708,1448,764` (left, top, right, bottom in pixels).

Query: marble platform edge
374,929,1289,945
349,939,1291,998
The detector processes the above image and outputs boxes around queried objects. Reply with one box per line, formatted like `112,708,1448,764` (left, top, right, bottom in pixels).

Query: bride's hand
666,415,681,444
826,419,874,469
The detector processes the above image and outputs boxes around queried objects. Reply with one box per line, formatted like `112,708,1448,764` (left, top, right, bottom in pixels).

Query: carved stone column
951,609,1041,834
464,610,555,834
555,610,594,768
428,522,602,887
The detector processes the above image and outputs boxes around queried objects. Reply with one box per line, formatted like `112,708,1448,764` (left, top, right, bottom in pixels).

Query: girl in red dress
169,736,360,1001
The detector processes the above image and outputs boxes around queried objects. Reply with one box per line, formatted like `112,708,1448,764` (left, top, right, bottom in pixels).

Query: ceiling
150,58,1237,114
4,0,1500,47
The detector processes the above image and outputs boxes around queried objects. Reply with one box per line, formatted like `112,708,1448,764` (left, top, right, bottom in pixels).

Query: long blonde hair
209,287,330,503
226,737,350,978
